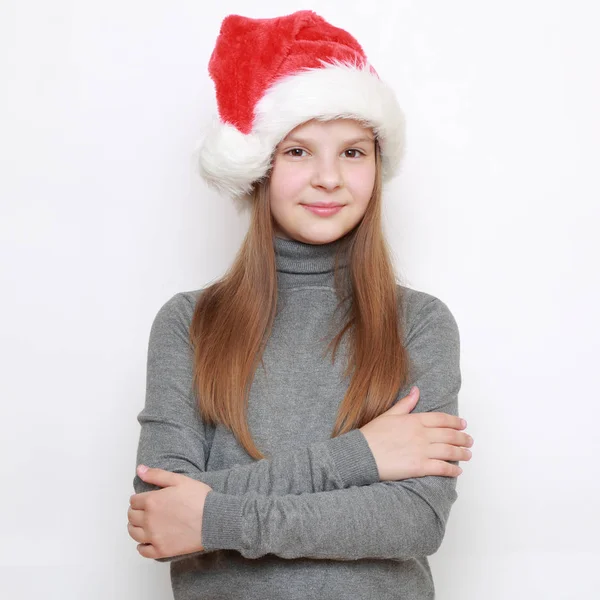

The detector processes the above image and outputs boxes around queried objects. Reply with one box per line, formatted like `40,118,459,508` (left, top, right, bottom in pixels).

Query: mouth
301,204,345,216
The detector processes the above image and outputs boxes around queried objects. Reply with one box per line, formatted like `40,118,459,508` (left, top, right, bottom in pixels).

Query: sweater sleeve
199,297,462,560
132,293,380,562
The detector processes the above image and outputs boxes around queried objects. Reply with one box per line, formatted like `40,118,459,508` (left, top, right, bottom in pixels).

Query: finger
137,466,181,488
127,507,145,528
130,492,152,509
387,389,419,413
426,428,473,448
127,522,150,544
427,443,472,462
426,459,463,477
420,412,465,430
137,543,159,559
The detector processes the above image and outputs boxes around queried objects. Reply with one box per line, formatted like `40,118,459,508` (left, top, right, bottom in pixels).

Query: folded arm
132,292,380,562
133,293,461,562
198,297,462,560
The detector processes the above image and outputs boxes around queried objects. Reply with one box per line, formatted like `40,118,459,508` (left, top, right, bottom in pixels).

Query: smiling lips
302,203,344,216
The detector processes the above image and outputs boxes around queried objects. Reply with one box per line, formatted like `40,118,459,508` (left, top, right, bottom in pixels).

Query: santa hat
198,10,406,200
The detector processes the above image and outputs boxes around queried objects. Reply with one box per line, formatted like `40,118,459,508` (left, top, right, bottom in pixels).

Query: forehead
282,118,374,141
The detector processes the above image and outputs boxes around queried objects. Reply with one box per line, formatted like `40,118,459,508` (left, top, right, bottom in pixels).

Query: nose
310,156,343,192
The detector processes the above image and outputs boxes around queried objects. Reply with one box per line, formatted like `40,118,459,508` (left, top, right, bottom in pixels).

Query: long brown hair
189,140,411,459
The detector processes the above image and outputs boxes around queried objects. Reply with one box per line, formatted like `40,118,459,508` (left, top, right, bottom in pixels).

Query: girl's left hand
127,465,213,559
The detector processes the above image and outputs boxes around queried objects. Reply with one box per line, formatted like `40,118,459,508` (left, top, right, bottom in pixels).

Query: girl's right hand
358,386,473,481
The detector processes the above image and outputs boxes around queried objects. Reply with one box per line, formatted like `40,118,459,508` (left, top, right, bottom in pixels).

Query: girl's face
269,118,376,245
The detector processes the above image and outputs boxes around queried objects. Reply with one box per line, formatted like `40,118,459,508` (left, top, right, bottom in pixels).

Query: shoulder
396,284,460,347
149,287,206,333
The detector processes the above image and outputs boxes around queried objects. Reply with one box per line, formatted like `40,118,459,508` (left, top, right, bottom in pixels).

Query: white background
2,1,598,598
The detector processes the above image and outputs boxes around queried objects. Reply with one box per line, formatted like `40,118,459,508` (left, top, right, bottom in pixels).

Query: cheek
270,163,308,206
347,164,376,201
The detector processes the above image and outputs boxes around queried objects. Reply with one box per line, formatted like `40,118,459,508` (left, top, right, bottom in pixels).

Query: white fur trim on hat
198,61,406,199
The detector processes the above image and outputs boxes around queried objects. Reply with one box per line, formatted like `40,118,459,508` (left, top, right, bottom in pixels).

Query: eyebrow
282,135,375,146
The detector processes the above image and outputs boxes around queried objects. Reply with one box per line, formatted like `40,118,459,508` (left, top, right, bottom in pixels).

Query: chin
293,225,351,245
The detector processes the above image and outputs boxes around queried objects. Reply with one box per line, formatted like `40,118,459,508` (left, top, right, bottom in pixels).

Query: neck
274,235,350,290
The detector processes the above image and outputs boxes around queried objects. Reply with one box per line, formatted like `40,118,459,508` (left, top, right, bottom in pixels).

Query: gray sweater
133,235,462,599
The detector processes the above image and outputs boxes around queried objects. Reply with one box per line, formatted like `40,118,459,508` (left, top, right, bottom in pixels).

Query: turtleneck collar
274,235,350,290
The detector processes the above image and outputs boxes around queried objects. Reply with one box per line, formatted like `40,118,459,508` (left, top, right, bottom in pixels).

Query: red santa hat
198,10,406,200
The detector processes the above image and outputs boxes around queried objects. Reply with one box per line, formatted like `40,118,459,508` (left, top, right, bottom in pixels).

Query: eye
285,148,308,157
344,149,365,158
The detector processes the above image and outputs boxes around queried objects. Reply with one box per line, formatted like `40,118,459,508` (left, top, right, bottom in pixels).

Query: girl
127,10,473,600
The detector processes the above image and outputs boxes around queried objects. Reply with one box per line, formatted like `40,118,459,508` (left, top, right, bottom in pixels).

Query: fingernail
410,386,418,396
138,465,148,474
461,419,467,427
